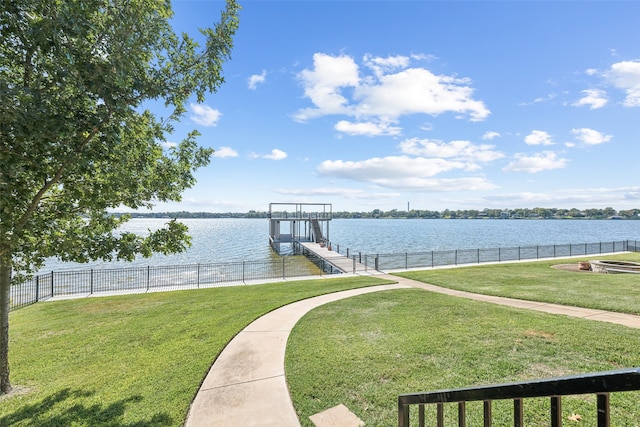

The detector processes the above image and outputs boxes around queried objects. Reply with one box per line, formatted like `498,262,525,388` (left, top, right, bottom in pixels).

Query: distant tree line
115,207,640,220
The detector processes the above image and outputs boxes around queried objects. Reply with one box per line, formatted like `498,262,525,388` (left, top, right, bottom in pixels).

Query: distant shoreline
112,211,639,220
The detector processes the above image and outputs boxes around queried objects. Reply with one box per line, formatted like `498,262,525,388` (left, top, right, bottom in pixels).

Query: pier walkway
298,242,370,274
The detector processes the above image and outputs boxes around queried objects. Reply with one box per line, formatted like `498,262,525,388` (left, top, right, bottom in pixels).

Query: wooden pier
297,242,371,274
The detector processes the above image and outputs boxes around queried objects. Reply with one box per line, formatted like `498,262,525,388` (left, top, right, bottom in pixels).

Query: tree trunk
0,255,12,395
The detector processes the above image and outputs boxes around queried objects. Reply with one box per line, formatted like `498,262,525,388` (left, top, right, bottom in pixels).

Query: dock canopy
268,203,332,253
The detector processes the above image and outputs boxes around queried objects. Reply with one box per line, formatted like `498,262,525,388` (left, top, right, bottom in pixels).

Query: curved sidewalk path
185,275,640,426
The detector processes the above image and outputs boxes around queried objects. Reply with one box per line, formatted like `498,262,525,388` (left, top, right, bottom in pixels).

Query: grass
1,276,393,426
285,288,640,426
5,253,640,426
394,252,640,315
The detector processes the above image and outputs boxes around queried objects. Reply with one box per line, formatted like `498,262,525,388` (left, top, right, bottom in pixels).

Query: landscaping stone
310,404,364,427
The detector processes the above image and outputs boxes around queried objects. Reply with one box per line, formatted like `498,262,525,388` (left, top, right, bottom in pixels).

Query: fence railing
10,239,639,311
344,240,637,272
398,367,640,427
9,254,340,311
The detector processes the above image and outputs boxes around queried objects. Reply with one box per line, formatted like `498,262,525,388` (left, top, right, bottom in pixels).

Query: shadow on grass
0,388,173,426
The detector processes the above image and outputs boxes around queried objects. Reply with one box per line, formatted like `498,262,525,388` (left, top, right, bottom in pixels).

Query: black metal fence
9,254,339,311
398,367,640,427
9,239,639,312
345,240,637,272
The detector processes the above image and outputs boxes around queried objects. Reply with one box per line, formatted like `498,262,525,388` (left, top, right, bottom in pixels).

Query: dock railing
398,367,640,427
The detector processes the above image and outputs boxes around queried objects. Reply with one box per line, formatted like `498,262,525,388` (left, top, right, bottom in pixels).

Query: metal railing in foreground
398,367,640,427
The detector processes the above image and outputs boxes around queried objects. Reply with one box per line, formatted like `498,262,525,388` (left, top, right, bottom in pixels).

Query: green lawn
395,252,640,314
286,288,640,426
4,254,640,426
1,276,392,426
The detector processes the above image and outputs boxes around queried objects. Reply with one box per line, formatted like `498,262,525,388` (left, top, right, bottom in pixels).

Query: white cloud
160,140,177,149
572,89,608,109
533,93,557,103
248,70,267,90
318,157,495,192
262,149,288,160
411,53,438,62
503,151,568,173
316,155,496,191
519,93,556,106
318,156,466,181
294,53,360,121
354,67,490,121
190,104,222,126
334,120,402,137
294,53,490,131
274,187,400,200
363,53,410,77
524,130,555,146
398,138,504,165
213,146,239,158
606,60,640,107
371,176,497,191
482,131,501,140
571,128,612,145
482,186,640,208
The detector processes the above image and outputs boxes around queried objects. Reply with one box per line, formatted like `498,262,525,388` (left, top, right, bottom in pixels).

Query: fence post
431,250,434,267
405,252,408,270
90,269,94,295
375,255,379,271
353,256,356,274
35,275,39,303
146,266,150,292
242,261,245,283
51,271,54,297
518,246,521,261
455,250,458,265
498,248,501,262
477,248,480,264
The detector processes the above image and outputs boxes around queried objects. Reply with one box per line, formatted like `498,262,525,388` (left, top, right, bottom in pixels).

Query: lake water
40,218,639,272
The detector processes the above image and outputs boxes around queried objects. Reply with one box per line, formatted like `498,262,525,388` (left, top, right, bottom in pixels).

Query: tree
0,0,240,395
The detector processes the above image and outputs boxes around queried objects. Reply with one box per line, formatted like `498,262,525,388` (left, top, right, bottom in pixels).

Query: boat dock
268,202,332,250
268,202,373,275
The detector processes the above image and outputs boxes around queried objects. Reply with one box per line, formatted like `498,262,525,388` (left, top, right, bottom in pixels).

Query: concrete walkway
184,275,640,426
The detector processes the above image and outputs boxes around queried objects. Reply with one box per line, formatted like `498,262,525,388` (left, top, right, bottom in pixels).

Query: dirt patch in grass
551,263,596,273
0,386,34,401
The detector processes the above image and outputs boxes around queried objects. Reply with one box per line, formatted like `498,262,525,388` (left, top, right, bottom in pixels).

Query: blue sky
146,0,640,213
